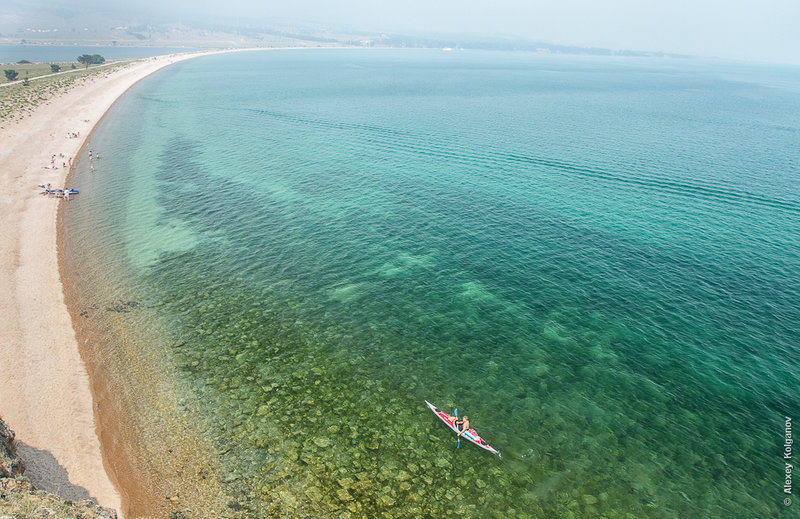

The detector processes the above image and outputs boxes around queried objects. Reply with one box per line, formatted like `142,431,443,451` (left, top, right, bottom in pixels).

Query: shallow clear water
63,50,800,518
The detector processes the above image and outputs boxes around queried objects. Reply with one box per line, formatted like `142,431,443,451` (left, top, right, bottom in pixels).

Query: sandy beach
0,50,231,515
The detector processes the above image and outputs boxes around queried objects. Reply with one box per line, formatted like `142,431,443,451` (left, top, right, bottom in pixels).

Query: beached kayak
425,400,501,457
38,185,78,194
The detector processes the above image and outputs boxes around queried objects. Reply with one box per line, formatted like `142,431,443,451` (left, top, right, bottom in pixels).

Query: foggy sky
16,0,800,63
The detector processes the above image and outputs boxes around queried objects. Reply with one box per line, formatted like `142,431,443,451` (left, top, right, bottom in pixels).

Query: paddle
454,408,460,449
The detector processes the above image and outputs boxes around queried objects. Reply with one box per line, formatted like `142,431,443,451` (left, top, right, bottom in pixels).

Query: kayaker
455,416,469,437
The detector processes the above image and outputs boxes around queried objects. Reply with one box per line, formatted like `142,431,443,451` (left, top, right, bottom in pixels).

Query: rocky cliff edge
0,417,118,519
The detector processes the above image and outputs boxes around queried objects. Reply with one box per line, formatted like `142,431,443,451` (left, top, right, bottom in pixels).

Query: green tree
4,69,19,82
77,54,105,69
50,64,61,73
77,54,92,69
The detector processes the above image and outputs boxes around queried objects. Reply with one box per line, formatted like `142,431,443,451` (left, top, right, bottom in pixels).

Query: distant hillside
0,0,691,58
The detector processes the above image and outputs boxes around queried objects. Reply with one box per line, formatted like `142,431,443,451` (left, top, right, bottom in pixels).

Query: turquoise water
63,50,800,518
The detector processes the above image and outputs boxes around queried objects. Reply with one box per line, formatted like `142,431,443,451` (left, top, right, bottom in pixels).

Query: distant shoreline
0,37,707,63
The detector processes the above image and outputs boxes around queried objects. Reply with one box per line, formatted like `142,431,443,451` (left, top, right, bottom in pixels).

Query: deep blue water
63,49,800,518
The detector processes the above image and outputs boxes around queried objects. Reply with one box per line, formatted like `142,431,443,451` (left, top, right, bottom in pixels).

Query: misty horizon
1,0,799,64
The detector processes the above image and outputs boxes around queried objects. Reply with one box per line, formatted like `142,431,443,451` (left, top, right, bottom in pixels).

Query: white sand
0,50,237,514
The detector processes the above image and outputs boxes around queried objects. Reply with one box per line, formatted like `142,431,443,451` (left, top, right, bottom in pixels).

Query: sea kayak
425,400,501,457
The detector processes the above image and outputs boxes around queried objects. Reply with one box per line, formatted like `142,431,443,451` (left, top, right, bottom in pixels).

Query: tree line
4,54,106,83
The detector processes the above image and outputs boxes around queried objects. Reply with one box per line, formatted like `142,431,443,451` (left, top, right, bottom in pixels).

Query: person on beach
63,189,70,201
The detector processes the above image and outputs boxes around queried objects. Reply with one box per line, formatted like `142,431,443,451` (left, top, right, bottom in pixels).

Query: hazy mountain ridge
0,1,693,58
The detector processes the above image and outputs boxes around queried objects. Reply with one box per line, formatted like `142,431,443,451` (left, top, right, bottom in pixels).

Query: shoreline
0,48,242,515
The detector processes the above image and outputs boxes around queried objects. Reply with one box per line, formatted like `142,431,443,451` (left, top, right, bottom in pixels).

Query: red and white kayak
425,400,501,457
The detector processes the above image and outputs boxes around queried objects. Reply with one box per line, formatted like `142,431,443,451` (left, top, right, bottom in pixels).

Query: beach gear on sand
38,185,78,194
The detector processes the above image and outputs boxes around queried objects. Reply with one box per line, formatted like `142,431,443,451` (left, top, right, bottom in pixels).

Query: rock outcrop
0,418,24,479
0,417,118,518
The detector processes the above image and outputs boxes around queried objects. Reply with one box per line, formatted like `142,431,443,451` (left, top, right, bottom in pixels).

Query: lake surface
62,49,800,518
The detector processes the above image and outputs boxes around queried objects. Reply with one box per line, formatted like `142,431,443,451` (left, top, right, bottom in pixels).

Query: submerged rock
378,494,396,507
337,477,355,489
105,300,141,313
337,488,354,502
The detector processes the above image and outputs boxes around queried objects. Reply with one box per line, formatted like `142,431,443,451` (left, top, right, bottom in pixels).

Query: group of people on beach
39,142,101,201
39,148,101,200
48,153,72,171
46,150,99,171
40,183,72,200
